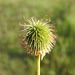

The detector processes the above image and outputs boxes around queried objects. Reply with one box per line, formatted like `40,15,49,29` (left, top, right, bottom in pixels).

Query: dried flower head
19,17,56,60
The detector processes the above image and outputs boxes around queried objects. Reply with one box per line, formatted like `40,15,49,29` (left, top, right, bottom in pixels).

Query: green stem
36,55,40,75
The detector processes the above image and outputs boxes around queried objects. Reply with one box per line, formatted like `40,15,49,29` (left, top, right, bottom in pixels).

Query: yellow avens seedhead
19,17,56,60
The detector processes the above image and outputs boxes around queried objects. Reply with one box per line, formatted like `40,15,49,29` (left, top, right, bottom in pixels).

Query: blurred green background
0,0,75,75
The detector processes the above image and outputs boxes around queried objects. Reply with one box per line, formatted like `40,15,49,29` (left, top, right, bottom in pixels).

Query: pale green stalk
36,55,40,75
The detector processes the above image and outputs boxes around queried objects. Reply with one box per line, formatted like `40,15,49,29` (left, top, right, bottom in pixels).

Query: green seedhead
19,17,56,60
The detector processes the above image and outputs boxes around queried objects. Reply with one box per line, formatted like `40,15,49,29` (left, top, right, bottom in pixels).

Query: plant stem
36,55,40,75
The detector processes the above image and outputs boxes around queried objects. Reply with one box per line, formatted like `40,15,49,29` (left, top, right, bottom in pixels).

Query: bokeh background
0,0,75,75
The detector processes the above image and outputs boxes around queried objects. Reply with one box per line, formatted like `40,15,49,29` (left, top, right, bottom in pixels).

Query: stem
36,55,40,75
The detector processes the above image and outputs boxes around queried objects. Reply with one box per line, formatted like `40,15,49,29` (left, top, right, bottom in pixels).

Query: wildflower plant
19,17,56,75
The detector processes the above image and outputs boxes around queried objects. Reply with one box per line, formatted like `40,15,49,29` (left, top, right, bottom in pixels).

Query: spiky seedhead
19,17,56,60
